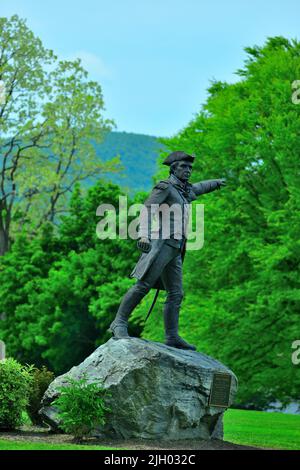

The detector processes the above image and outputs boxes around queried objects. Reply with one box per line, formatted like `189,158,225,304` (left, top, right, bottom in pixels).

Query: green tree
0,15,120,255
0,181,139,374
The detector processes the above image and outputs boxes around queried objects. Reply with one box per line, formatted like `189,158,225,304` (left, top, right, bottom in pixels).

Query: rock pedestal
40,338,238,440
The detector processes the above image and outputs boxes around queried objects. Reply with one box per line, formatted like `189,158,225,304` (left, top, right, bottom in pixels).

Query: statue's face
173,161,193,182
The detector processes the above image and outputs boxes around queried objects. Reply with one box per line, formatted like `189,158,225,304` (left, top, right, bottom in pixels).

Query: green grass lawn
224,408,300,450
0,409,299,450
0,440,122,451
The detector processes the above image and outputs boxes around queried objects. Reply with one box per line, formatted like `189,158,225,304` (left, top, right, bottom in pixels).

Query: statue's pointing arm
192,178,226,196
137,182,170,252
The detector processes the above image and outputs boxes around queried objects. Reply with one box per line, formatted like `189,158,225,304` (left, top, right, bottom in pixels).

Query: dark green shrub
52,376,111,442
0,358,33,430
27,366,55,425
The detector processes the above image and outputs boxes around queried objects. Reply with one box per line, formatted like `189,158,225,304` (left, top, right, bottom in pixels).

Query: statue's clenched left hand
137,237,151,253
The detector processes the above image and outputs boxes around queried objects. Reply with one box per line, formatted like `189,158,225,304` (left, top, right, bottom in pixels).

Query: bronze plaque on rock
209,372,232,407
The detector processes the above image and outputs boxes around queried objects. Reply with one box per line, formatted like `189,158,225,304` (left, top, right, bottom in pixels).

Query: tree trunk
0,225,9,256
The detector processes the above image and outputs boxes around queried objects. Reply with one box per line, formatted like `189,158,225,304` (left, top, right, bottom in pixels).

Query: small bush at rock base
52,376,111,442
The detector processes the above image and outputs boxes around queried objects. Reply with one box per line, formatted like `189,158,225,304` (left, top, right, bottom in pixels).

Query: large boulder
40,338,238,440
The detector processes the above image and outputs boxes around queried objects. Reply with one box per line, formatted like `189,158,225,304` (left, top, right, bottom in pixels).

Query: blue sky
1,0,300,136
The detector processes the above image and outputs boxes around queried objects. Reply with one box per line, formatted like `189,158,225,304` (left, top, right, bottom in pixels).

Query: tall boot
108,282,149,339
108,316,130,339
164,303,196,351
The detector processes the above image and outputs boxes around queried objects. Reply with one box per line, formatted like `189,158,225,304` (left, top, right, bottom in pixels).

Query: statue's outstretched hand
137,237,151,253
216,178,226,189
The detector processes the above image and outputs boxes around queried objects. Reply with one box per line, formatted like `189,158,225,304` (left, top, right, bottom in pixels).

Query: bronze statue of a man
109,151,226,350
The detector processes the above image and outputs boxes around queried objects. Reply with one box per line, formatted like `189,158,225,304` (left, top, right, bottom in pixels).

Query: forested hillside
93,131,167,193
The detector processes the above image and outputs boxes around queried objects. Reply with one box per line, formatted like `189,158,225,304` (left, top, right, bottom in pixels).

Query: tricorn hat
163,151,195,166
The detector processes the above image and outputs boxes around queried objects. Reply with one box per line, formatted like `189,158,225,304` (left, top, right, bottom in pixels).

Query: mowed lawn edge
224,408,300,450
0,439,124,451
0,409,299,450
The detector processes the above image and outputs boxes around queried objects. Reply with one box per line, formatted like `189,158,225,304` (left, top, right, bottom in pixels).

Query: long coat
130,174,222,290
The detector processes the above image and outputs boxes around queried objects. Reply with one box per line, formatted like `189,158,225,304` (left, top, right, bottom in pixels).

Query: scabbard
145,288,160,323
